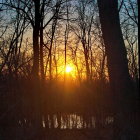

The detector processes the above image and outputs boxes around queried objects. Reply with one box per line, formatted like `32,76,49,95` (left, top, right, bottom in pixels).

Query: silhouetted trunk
32,0,40,78
100,53,106,81
40,27,44,80
49,3,60,80
49,23,55,80
31,1,42,139
84,48,90,81
40,4,45,80
53,43,58,79
97,0,136,139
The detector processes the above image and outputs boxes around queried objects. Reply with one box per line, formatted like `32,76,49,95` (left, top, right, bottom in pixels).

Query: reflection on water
42,114,113,129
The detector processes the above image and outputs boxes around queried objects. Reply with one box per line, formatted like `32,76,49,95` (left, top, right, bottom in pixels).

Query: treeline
0,0,138,82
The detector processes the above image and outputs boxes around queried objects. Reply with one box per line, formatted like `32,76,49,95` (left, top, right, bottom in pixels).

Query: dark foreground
1,127,115,140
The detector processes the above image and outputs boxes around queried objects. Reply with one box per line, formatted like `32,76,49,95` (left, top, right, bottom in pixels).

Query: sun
66,65,72,73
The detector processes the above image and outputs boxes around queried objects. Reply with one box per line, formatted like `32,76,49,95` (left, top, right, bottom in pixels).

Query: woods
0,0,139,139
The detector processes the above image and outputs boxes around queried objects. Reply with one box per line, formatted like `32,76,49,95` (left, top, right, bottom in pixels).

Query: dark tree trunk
31,1,43,139
40,26,44,80
49,4,60,80
83,44,90,81
97,0,137,139
32,0,40,78
49,24,55,80
85,53,90,81
40,5,45,80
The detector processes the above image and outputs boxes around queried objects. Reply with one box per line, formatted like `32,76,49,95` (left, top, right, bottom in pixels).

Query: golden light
66,65,72,73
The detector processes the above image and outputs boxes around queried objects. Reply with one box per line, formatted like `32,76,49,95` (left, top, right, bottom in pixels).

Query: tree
120,0,138,84
97,0,137,139
31,0,40,78
71,0,95,81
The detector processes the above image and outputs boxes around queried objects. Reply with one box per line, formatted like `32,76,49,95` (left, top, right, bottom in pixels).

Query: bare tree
97,0,137,139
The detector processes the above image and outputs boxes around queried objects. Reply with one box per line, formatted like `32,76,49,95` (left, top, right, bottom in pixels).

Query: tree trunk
32,0,40,78
97,0,136,139
40,9,45,80
83,47,90,81
31,1,43,139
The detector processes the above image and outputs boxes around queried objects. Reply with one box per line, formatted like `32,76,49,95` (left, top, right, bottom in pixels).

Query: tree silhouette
97,0,138,139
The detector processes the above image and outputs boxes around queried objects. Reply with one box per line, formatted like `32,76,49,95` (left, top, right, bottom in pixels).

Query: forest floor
0,127,114,140
45,128,113,140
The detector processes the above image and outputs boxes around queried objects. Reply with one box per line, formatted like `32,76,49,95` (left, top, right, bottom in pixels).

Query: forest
0,0,139,140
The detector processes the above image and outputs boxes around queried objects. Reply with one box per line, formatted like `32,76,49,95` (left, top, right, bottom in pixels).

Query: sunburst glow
66,65,72,73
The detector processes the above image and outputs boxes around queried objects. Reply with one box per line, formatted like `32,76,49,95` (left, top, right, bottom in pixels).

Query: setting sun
66,66,72,73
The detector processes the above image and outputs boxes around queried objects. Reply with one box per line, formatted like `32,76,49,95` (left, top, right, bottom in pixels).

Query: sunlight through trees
0,0,138,140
